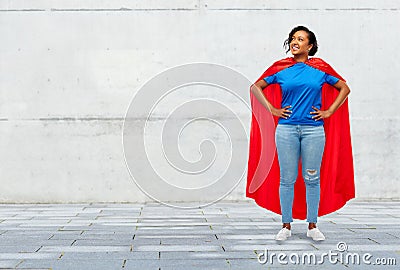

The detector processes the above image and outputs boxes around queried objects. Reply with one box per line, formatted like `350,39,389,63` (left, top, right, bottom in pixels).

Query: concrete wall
0,0,399,202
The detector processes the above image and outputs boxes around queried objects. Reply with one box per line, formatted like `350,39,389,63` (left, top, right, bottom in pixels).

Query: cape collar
259,57,345,82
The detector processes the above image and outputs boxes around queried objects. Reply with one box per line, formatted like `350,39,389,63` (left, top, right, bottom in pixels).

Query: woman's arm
310,79,351,121
250,80,292,119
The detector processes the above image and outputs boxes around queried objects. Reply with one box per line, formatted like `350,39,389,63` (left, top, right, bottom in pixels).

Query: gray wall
0,0,399,202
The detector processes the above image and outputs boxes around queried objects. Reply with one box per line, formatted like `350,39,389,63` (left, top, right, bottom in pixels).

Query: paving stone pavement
0,199,399,269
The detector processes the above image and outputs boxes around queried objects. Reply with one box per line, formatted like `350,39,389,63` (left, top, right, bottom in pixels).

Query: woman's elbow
251,80,267,93
344,84,351,95
250,84,259,93
336,80,351,94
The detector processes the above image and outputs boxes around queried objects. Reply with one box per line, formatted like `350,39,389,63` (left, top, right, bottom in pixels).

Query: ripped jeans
275,124,325,223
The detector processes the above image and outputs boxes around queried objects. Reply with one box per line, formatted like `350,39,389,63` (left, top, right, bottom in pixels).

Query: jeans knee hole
306,169,317,176
304,169,319,181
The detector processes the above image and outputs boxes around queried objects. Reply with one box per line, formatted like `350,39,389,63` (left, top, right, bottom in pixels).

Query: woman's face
290,30,313,56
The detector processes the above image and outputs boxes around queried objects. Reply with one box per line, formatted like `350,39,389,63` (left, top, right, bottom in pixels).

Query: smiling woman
285,25,319,58
246,25,355,242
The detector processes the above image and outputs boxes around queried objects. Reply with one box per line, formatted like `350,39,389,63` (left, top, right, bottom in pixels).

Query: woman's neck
293,54,309,63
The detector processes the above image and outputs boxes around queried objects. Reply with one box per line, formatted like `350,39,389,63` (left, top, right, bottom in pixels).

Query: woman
246,26,355,241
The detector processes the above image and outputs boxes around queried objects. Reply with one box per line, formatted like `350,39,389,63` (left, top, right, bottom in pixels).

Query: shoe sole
275,234,291,241
306,234,325,241
275,238,288,241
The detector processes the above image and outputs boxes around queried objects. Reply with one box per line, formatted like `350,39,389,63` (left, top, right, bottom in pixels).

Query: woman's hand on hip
271,105,292,119
310,106,333,121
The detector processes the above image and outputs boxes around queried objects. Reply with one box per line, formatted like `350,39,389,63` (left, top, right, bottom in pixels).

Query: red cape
246,57,355,219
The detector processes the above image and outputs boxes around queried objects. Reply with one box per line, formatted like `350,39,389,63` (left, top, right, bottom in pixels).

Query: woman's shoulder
258,58,294,80
307,58,344,81
307,57,333,69
267,57,296,71
308,57,327,63
271,57,295,66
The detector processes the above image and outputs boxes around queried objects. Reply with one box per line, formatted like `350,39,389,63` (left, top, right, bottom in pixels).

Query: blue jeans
275,124,325,223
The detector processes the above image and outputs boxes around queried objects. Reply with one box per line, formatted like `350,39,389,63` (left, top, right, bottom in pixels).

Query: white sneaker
275,227,291,241
307,228,325,241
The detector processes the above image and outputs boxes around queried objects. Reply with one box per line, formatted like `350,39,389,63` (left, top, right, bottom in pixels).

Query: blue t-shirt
264,62,339,126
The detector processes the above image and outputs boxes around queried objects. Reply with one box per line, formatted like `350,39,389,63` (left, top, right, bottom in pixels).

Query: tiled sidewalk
0,199,399,269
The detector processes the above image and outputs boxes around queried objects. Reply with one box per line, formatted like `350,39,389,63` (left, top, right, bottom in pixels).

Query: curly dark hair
283,26,318,56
